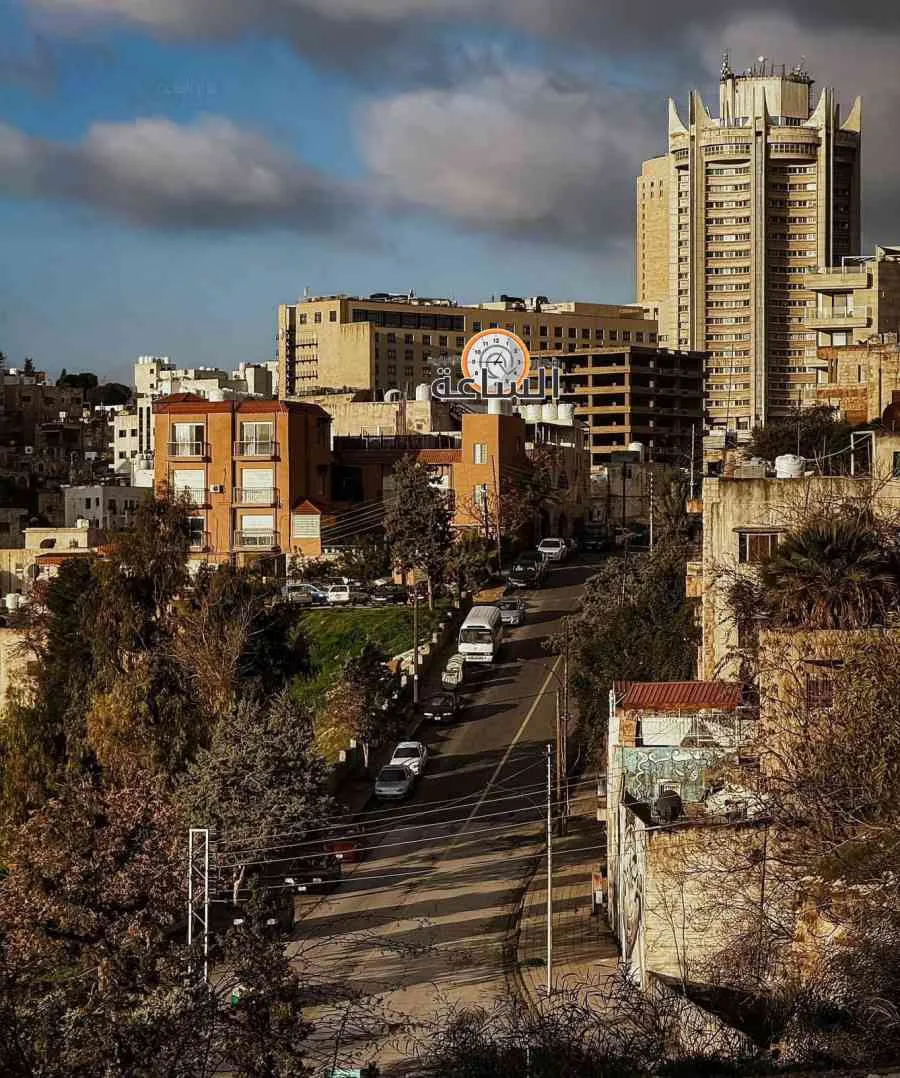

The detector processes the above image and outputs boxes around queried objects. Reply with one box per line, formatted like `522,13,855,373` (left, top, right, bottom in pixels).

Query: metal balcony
233,487,278,506
173,487,210,507
804,305,871,330
234,440,279,459
167,440,209,459
234,530,279,550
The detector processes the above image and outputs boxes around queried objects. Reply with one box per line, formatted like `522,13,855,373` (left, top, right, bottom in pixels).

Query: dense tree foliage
565,541,698,752
747,404,854,466
384,455,453,607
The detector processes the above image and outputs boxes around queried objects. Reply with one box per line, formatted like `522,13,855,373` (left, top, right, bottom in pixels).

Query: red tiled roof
618,680,741,712
291,498,326,515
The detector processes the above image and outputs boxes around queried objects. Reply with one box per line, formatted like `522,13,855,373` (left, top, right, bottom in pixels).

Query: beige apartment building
807,244,900,350
277,293,657,398
637,57,861,439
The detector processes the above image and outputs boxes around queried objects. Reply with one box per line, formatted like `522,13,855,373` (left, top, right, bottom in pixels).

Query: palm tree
759,515,900,629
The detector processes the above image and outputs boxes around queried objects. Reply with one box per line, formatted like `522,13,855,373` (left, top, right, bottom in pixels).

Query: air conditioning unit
209,484,224,494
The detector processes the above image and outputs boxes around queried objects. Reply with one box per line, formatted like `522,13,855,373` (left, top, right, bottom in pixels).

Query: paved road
288,557,605,1075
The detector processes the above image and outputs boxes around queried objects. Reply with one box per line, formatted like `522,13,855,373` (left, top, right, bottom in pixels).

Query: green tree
327,642,397,771
384,455,452,608
747,403,853,466
565,541,698,752
181,690,332,903
759,513,900,629
448,533,496,593
334,534,391,585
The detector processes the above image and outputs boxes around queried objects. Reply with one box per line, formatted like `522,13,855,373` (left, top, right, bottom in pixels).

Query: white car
389,740,428,777
326,583,351,605
374,763,416,801
538,538,567,563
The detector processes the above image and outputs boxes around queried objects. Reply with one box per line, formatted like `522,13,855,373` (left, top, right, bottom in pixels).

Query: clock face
461,329,530,392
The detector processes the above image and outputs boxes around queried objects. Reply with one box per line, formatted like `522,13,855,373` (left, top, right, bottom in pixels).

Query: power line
219,770,600,847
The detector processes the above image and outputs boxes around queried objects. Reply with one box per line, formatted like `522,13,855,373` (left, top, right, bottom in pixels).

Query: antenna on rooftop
721,50,732,79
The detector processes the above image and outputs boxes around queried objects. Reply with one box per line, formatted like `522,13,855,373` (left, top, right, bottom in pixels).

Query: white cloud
357,71,656,247
0,116,364,231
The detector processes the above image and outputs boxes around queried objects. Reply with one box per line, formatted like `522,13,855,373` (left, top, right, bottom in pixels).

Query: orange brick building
153,396,331,567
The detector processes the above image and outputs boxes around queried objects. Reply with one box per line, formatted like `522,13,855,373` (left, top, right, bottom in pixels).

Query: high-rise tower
636,56,861,440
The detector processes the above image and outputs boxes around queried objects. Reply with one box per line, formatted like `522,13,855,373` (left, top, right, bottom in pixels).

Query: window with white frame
292,514,320,539
473,442,488,465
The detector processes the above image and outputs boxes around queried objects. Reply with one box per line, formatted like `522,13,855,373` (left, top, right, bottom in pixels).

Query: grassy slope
294,604,448,762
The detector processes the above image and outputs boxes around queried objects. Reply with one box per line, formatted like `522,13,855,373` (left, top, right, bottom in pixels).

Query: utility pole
562,620,570,831
491,456,503,574
555,689,562,829
546,742,553,998
412,580,420,704
649,468,655,551
689,424,696,501
187,828,210,984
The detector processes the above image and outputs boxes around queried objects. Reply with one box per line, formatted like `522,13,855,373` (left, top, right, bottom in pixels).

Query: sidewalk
515,800,619,1007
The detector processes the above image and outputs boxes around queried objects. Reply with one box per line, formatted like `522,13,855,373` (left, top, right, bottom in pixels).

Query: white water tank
384,388,402,402
542,402,559,422
558,403,575,426
525,404,543,422
775,454,804,479
5,593,21,612
627,441,645,461
415,382,432,402
207,389,224,402
488,398,510,415
75,517,90,529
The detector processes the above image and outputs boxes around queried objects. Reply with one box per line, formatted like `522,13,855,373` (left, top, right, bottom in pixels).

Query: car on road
212,886,296,938
282,581,328,606
580,530,608,553
324,817,365,864
538,537,568,563
495,596,526,626
370,583,406,605
507,553,547,589
326,583,352,605
374,763,416,801
422,691,463,723
389,740,428,776
284,851,344,894
349,583,371,605
441,652,467,692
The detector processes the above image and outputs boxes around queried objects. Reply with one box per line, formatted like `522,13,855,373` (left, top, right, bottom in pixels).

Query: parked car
370,583,406,605
508,553,547,589
374,763,416,801
282,582,328,606
389,740,428,776
324,818,365,864
349,584,371,605
211,886,296,938
441,653,467,692
284,851,343,894
495,596,526,626
538,537,567,563
326,583,351,605
422,691,463,723
580,530,608,553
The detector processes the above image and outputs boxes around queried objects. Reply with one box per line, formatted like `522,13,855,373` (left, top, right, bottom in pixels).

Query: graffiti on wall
620,747,727,804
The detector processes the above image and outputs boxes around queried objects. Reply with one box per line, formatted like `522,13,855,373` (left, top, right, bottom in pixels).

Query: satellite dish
757,55,766,64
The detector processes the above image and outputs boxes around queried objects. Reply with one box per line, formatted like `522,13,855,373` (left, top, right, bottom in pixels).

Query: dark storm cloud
0,115,366,232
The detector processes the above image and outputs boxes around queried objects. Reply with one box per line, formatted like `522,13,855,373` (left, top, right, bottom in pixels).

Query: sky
2,1,900,382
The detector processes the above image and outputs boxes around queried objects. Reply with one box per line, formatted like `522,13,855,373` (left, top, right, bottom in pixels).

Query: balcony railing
173,487,209,507
167,440,209,459
234,440,279,459
804,306,871,328
234,530,279,550
233,487,278,506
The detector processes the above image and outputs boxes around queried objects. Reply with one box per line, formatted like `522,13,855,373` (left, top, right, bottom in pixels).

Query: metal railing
233,487,278,505
188,531,211,552
233,440,279,458
234,530,278,549
805,305,871,324
167,440,208,458
173,487,209,506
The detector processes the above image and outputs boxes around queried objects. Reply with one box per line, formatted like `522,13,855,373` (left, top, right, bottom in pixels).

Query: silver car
374,763,416,801
389,740,428,777
495,597,526,627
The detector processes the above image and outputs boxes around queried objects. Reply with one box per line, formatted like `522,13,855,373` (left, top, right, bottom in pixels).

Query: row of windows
296,309,337,325
350,308,466,331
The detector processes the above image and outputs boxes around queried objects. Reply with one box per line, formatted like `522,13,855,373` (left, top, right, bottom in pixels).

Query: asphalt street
288,556,605,1075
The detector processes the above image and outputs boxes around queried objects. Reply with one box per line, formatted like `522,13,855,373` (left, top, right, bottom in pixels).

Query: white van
458,605,504,664
326,583,351,605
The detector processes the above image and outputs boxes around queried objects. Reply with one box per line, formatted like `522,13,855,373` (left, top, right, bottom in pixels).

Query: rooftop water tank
415,382,432,402
557,403,575,426
775,453,804,479
384,388,402,403
627,441,645,461
542,402,559,422
524,404,543,422
206,389,224,402
5,593,21,612
487,398,509,415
